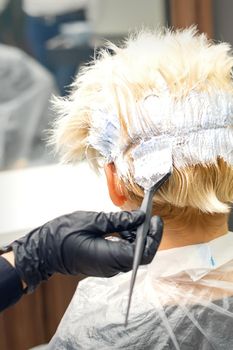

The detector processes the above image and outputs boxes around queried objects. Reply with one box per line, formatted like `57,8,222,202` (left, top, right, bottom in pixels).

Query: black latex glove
11,210,163,293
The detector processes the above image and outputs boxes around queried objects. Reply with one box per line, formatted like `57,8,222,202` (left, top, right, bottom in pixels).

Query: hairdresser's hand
10,211,163,292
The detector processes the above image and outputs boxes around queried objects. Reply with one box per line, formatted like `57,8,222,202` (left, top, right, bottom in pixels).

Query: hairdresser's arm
0,210,163,312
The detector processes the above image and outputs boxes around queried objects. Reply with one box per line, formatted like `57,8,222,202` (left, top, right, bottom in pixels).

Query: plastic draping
48,232,233,350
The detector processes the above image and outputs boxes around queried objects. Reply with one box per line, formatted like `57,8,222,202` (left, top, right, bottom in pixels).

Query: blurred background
0,1,232,349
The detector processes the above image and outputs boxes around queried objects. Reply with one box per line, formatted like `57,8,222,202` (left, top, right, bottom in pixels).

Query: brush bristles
132,138,173,189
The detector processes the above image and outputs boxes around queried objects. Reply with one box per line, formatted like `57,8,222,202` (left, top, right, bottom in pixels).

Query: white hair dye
87,86,233,188
132,137,173,189
87,109,120,162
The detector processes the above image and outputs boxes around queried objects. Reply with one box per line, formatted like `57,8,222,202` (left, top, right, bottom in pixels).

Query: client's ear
104,163,127,207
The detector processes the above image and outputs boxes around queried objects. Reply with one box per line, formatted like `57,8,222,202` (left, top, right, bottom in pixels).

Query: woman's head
52,27,233,221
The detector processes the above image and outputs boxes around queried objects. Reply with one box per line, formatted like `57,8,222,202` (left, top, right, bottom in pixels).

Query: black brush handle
125,172,171,326
132,172,171,274
125,188,155,326
133,189,155,268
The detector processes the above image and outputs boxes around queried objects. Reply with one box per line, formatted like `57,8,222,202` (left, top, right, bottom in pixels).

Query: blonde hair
51,27,233,220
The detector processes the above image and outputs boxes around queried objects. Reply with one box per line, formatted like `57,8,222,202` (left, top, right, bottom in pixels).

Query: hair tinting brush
124,137,172,326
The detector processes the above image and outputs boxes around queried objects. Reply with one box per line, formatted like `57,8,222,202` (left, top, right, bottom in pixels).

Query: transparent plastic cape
48,232,233,350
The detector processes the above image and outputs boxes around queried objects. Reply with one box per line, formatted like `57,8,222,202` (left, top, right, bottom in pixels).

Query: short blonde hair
52,27,233,219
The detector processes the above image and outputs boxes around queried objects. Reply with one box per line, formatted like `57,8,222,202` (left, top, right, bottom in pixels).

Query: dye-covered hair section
51,27,233,215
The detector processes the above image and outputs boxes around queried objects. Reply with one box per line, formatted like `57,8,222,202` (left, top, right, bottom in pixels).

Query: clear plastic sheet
49,232,233,349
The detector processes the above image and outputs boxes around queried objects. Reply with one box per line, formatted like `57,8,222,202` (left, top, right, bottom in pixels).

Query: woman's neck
158,213,229,250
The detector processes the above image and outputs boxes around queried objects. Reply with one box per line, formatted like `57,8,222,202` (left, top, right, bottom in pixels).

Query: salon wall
169,0,213,37
89,0,166,36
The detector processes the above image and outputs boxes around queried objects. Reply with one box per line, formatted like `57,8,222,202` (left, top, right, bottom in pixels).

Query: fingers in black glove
61,210,146,277
118,216,163,258
102,215,163,274
11,210,146,292
119,230,136,243
68,214,163,278
11,210,163,292
80,210,146,236
141,216,163,264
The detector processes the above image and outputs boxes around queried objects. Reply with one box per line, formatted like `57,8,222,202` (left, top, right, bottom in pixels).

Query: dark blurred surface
213,0,233,44
0,0,25,49
229,210,233,231
0,273,85,350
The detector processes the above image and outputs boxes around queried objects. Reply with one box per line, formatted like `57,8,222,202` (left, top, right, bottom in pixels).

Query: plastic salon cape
48,232,233,350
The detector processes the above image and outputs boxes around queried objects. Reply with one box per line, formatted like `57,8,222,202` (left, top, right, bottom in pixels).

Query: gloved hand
11,210,163,292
